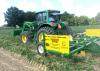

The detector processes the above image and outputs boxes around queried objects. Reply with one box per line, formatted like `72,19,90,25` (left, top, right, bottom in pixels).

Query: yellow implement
37,34,90,57
44,34,70,55
85,29,100,37
43,34,87,57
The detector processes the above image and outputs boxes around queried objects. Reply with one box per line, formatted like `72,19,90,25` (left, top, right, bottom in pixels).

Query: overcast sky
0,0,100,26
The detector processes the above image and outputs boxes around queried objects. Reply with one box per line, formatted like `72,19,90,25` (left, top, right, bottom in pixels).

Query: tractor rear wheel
20,31,31,44
62,25,73,35
58,25,74,36
37,27,55,43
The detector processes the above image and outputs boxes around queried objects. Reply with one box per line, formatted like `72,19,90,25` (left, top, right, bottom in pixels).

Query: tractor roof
36,10,60,14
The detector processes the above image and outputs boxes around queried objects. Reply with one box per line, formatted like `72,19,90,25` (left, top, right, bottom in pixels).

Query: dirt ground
0,47,100,71
0,48,47,71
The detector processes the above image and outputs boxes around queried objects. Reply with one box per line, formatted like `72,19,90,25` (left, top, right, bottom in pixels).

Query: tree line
4,7,100,27
4,7,35,27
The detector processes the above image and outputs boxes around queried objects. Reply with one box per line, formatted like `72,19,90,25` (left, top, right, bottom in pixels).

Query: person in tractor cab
48,12,60,22
49,14,55,22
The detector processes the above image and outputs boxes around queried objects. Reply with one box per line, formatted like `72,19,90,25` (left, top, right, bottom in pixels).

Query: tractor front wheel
20,31,31,44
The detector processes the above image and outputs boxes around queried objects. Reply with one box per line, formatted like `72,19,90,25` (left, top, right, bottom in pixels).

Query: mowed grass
0,26,100,71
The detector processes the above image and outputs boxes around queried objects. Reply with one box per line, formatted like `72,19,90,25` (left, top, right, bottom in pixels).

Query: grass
71,24,100,33
0,26,100,71
86,43,100,56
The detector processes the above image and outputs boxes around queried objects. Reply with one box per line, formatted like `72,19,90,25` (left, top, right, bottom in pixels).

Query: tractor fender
38,24,52,30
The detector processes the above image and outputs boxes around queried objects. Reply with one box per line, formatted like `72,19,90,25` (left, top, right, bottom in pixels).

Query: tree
24,11,36,21
61,12,75,26
61,12,70,21
4,7,25,27
90,17,96,24
61,11,91,26
78,16,89,25
95,12,100,21
73,16,79,26
67,14,75,26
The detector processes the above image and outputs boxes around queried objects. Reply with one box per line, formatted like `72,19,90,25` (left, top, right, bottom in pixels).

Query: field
71,24,100,33
0,25,100,71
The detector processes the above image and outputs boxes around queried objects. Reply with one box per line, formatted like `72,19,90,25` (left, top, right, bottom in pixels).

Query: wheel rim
38,45,44,54
39,33,43,42
22,35,27,43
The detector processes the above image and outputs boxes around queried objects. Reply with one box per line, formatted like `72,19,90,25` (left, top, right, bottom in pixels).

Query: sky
0,0,100,26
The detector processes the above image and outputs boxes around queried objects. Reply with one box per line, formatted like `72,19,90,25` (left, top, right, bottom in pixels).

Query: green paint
47,50,70,57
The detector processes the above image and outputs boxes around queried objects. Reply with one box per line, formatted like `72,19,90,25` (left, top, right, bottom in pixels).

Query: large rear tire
63,25,73,35
58,25,74,36
37,27,55,43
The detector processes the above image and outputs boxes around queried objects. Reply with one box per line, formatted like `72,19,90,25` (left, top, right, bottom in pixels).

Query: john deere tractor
14,10,72,44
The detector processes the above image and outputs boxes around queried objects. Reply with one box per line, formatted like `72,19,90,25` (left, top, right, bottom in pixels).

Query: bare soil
0,48,47,71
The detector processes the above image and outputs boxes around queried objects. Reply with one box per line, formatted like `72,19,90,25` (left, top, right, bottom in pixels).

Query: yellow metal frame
85,29,100,37
44,34,70,55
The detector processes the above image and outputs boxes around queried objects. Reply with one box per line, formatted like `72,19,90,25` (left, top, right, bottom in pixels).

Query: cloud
72,4,100,17
58,0,74,13
16,0,37,12
0,0,11,26
40,0,54,10
38,0,74,12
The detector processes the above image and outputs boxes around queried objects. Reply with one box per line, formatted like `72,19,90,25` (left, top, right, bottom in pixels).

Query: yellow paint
85,29,100,37
80,51,86,57
68,35,73,41
44,34,70,54
22,35,27,43
74,51,85,57
39,33,43,42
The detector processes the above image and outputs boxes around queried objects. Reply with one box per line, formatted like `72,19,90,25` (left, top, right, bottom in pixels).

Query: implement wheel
37,43,47,56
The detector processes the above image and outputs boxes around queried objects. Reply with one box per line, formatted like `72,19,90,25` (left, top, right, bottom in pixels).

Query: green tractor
14,10,72,44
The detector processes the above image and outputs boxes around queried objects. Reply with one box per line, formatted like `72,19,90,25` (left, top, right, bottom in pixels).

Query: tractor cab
48,10,61,22
36,10,61,26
